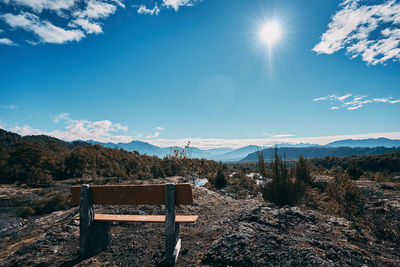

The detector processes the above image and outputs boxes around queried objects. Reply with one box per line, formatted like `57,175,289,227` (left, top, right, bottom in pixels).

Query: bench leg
165,183,179,266
92,221,111,254
79,184,111,257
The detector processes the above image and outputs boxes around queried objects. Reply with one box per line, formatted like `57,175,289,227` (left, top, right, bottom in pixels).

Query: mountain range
86,137,400,162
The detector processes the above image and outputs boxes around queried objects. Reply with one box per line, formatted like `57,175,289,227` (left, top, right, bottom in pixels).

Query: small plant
295,155,313,185
325,174,365,219
346,161,363,180
259,147,305,206
215,164,227,189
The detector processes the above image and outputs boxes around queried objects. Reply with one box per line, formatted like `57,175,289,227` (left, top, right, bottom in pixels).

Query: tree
347,161,363,180
259,147,305,206
295,155,312,185
215,164,227,189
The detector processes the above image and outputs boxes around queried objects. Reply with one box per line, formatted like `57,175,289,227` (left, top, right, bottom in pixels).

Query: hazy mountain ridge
241,146,400,162
85,137,400,162
2,129,400,162
325,137,400,148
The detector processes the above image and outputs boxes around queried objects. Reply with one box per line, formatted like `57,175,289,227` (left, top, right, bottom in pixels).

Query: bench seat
75,214,198,223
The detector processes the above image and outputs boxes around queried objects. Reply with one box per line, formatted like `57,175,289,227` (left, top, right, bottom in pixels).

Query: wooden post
79,184,111,257
165,183,178,266
79,184,94,257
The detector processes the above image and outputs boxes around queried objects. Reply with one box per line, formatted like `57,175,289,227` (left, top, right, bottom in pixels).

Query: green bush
259,148,305,206
295,155,312,185
346,161,363,180
215,165,227,189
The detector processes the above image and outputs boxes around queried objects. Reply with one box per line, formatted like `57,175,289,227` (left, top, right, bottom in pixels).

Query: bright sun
260,22,281,45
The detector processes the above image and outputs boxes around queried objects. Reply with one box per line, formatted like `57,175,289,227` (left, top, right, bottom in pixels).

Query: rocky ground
0,177,399,266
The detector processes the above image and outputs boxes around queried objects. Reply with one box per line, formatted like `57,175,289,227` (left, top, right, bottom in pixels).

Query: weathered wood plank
71,183,193,206
165,184,177,266
76,214,198,223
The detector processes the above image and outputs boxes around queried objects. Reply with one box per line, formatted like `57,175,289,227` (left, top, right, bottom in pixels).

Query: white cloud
0,0,201,45
0,0,125,45
0,104,19,109
137,4,160,15
74,0,117,19
162,0,198,11
70,19,102,34
313,93,400,110
0,37,16,45
146,126,164,138
12,113,133,143
111,0,125,8
144,132,400,149
2,0,76,13
1,12,85,44
261,133,295,138
313,0,400,65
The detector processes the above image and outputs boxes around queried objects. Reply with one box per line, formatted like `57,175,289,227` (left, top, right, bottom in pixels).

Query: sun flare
260,22,281,45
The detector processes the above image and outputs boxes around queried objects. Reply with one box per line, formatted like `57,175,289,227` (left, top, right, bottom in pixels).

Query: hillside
241,146,400,162
326,137,400,148
0,129,219,186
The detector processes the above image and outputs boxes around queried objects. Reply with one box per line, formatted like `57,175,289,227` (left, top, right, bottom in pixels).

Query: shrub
346,161,363,180
325,174,365,219
226,172,258,198
32,191,73,215
215,165,227,189
15,206,35,218
295,155,312,185
259,148,305,206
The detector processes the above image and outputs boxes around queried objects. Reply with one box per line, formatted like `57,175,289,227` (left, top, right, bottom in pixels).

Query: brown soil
0,177,399,266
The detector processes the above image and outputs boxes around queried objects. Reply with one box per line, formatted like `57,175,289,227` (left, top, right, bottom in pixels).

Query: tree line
0,129,219,187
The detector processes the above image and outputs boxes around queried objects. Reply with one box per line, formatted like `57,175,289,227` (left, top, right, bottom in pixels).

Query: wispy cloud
313,93,400,110
0,104,19,109
0,37,16,46
0,0,201,45
1,12,85,44
12,113,133,143
162,0,199,11
146,126,164,138
137,4,160,16
261,133,295,138
313,0,400,65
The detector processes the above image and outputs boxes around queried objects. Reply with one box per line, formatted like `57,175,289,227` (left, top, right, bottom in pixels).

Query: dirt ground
0,177,399,266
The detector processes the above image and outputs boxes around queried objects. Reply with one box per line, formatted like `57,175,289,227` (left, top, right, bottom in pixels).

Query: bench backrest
71,183,193,206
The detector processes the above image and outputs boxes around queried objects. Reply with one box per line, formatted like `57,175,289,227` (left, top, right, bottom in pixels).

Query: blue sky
1,0,400,149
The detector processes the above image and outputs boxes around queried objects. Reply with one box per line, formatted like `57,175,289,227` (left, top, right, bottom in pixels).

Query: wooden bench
70,183,198,265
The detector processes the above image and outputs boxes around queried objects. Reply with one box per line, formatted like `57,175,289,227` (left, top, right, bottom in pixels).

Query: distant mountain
78,137,400,162
87,140,166,157
276,142,320,148
241,146,400,162
209,145,261,162
83,140,258,162
204,147,234,154
325,138,400,148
